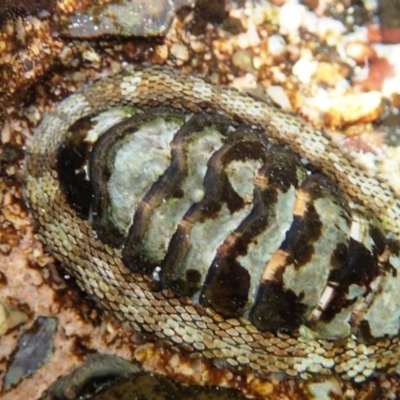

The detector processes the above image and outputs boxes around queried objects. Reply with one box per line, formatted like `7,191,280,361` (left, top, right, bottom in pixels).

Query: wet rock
39,354,140,400
0,14,60,113
40,353,248,400
195,0,227,23
3,316,57,391
60,0,195,38
93,373,248,400
0,300,28,336
0,0,55,18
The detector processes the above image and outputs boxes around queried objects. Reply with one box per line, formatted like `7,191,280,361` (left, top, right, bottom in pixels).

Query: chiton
25,65,400,386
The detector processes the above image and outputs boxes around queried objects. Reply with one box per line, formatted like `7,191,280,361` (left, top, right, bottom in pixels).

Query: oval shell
25,65,400,387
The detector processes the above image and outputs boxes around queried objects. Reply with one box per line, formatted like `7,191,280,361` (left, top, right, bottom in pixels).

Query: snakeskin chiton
25,66,400,387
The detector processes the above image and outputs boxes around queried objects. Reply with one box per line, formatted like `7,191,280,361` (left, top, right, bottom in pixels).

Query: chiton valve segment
57,105,400,342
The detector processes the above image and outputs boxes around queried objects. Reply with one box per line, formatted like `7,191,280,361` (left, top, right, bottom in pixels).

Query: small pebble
170,43,189,62
232,49,254,72
0,301,28,336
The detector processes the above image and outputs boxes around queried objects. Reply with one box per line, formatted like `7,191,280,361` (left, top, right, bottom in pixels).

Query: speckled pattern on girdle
24,65,400,389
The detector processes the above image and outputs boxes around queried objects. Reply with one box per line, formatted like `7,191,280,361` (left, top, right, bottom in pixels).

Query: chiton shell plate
56,104,399,342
